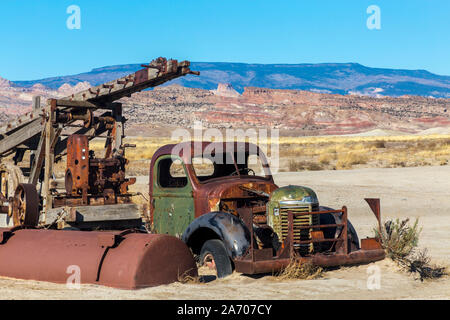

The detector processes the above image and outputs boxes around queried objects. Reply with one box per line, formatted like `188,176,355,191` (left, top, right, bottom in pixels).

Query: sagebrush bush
375,218,447,281
375,218,421,261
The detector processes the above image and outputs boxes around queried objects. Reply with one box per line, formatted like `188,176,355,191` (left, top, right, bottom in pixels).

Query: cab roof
152,141,266,160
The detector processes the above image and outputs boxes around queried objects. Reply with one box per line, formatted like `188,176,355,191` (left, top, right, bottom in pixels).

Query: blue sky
0,0,448,80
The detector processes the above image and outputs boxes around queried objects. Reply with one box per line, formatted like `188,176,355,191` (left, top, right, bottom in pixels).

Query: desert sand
0,166,448,300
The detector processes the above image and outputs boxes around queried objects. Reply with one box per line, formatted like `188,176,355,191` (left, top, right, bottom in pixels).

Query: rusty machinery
64,134,136,206
0,57,199,228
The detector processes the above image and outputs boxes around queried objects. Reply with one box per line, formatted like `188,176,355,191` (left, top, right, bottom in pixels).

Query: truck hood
270,185,319,204
199,177,278,199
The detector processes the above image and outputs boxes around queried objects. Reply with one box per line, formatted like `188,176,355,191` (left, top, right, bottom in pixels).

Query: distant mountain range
12,62,450,98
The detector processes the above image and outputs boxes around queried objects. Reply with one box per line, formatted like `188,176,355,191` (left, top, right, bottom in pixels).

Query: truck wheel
200,239,233,279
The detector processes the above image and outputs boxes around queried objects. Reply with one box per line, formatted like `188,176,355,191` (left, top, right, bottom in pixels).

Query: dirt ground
0,166,449,300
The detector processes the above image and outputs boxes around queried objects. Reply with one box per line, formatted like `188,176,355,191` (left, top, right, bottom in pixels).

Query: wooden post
28,132,46,185
0,171,5,201
32,96,41,111
42,100,56,217
113,104,124,157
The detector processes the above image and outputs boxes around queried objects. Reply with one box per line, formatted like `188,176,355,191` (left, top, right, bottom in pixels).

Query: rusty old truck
148,141,385,278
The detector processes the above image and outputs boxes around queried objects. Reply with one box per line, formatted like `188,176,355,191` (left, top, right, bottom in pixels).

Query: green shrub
375,218,421,261
375,218,447,281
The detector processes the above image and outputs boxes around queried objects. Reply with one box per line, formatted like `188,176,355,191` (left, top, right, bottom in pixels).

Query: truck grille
279,204,319,255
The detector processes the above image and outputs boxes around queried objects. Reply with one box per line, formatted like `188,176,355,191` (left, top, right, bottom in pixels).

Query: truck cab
150,141,277,235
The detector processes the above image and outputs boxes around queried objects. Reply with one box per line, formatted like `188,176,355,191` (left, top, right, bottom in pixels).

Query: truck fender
182,212,251,259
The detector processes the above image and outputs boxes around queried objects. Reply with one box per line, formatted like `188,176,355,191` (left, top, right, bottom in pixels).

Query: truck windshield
192,151,271,182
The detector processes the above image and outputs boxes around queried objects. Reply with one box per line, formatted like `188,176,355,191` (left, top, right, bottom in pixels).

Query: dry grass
177,270,202,284
318,153,331,165
336,151,368,169
288,160,323,172
279,135,450,171
84,134,450,174
275,257,323,280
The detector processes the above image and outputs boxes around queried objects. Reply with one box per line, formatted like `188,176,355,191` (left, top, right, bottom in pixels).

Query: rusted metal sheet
0,228,197,289
365,198,382,235
365,198,381,221
361,237,383,250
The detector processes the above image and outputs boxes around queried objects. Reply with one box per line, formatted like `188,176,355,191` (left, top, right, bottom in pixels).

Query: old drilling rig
0,57,199,230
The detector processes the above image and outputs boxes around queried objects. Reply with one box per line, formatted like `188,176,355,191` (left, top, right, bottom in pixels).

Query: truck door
151,155,195,237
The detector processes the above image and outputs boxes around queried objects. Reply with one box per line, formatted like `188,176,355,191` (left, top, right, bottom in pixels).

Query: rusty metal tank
0,228,197,289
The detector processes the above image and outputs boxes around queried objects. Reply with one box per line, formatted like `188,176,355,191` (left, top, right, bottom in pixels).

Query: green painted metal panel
152,155,195,237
